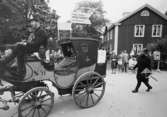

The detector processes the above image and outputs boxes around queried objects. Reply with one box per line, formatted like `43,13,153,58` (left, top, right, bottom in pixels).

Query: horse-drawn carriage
0,38,107,117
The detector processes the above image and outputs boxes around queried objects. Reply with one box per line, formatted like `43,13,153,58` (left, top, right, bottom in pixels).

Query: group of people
110,50,130,73
109,49,152,93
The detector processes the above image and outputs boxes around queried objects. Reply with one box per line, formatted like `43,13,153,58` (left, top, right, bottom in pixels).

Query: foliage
0,0,58,44
146,37,167,61
165,11,167,16
146,43,158,51
156,38,167,52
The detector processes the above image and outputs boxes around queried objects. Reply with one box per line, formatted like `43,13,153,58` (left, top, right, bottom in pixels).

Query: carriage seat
54,57,77,76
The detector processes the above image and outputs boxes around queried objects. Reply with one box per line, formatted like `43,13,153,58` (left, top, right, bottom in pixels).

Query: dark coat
26,28,48,53
134,54,151,74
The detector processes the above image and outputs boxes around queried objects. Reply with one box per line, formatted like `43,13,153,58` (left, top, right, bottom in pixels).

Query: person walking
117,52,123,72
110,52,117,74
122,50,129,72
132,49,152,93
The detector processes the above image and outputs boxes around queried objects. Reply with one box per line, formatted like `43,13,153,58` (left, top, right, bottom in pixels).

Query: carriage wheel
72,72,105,108
18,87,54,117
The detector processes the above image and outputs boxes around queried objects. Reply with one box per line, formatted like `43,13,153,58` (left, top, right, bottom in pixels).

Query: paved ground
0,68,167,117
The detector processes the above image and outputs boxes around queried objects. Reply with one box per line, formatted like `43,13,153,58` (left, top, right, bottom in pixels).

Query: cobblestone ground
0,67,167,117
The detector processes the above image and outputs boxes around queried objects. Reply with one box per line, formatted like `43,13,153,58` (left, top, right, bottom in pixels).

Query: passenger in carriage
54,43,77,70
32,38,55,71
0,19,48,81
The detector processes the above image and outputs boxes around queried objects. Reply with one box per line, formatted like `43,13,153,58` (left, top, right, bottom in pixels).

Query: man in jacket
0,19,48,81
122,50,129,72
132,49,152,93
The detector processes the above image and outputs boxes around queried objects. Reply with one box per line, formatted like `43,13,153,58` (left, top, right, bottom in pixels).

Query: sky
48,0,167,23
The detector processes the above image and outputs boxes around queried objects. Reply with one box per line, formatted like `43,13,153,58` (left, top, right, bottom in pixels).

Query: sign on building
71,11,91,24
153,51,160,60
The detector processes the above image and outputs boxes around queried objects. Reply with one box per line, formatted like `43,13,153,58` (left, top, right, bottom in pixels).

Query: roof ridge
115,4,167,24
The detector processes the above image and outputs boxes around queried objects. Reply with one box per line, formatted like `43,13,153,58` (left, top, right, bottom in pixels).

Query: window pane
136,26,139,36
152,25,162,37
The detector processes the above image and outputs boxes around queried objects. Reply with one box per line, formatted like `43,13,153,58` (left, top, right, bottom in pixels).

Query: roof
108,4,167,31
117,4,167,23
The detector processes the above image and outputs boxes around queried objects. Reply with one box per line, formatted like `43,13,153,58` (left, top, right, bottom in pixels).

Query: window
152,24,162,37
110,31,113,40
134,25,145,37
140,10,150,16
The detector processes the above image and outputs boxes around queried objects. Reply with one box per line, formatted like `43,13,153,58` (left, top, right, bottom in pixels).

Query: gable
120,7,167,25
117,4,167,24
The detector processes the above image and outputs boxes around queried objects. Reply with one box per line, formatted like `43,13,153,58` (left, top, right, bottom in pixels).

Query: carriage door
133,44,143,54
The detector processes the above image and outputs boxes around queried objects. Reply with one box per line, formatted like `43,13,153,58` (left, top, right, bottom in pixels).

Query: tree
0,0,27,44
0,0,59,44
147,37,167,61
165,11,167,16
72,0,109,38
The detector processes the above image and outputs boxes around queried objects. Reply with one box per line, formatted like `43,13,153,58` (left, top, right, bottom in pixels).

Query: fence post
156,60,160,72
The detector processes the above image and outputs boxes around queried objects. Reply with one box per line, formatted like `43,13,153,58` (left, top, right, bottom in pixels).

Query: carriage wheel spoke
85,93,89,107
26,95,32,100
38,90,43,97
41,97,51,103
90,94,95,105
24,107,34,117
37,109,41,117
74,95,81,105
21,104,33,112
41,103,51,108
75,91,86,106
86,79,90,86
87,74,92,85
32,109,36,117
75,93,85,105
94,81,104,88
94,89,103,92
78,81,86,88
75,91,86,97
40,106,48,115
93,77,100,86
93,92,100,98
38,94,48,100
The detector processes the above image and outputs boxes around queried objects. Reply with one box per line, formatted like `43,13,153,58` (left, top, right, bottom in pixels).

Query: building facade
104,4,167,55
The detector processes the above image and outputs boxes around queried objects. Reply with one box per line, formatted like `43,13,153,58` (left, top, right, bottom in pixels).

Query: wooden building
103,4,167,55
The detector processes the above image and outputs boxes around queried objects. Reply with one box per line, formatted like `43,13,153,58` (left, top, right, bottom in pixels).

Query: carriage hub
87,87,94,94
34,101,42,109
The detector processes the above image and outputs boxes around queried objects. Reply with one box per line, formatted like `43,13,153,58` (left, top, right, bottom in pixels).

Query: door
133,44,143,55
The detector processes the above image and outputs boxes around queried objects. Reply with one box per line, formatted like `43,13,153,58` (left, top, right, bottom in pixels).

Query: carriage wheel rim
73,72,105,108
18,87,54,117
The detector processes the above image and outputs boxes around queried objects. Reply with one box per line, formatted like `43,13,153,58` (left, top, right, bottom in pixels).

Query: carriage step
0,86,12,95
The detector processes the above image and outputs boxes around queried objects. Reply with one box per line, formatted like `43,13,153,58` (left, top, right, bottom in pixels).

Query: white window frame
140,10,150,16
152,24,162,37
134,25,145,37
133,44,143,54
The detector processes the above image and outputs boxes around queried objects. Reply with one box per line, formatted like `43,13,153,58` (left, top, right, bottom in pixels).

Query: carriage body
26,38,106,91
